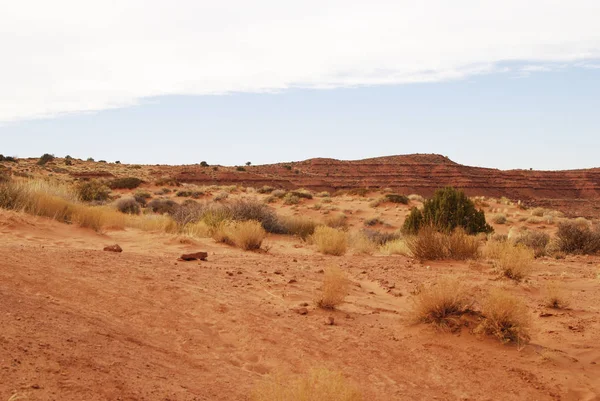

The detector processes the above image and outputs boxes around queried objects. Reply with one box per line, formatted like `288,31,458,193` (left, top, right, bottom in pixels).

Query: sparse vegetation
413,279,472,330
489,242,534,281
252,368,362,401
115,197,141,215
556,220,600,255
384,193,409,204
280,215,317,239
316,266,350,309
514,230,549,257
544,282,569,309
108,177,143,190
77,180,111,202
311,226,347,256
406,226,480,261
213,220,266,250
476,289,531,346
37,153,55,165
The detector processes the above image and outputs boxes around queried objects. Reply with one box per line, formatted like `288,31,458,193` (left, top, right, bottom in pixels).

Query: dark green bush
37,153,55,165
108,177,143,189
283,165,292,170
0,155,17,163
403,187,492,235
556,221,600,254
200,161,209,167
77,180,111,202
133,190,152,206
236,166,246,172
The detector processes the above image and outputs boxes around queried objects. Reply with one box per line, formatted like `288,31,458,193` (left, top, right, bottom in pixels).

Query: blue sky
2,64,599,170
1,1,599,170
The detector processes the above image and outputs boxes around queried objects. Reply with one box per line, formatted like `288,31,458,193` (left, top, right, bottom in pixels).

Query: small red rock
103,244,122,253
296,307,308,315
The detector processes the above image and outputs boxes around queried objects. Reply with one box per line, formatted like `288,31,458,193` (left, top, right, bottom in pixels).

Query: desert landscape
1,154,599,401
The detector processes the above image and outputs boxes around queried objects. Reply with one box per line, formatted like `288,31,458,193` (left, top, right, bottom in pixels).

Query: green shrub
283,193,300,205
200,161,209,167
77,180,111,202
402,187,492,235
0,155,17,163
37,153,55,165
133,190,152,206
115,197,141,215
556,220,600,254
108,177,143,189
87,157,94,162
236,166,246,172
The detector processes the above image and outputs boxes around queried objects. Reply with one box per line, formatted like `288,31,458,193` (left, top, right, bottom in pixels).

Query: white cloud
1,0,599,121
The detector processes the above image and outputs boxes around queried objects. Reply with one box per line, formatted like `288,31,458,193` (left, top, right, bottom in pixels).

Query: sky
1,0,599,170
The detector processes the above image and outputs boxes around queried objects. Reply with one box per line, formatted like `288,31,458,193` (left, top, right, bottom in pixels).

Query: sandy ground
1,204,599,401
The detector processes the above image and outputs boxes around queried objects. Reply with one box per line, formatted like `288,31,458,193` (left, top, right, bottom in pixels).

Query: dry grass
280,215,318,239
406,226,479,261
212,220,266,250
348,231,377,255
380,238,412,256
476,289,531,346
412,279,472,330
315,266,350,309
252,368,362,401
544,282,569,309
311,226,348,256
492,243,534,281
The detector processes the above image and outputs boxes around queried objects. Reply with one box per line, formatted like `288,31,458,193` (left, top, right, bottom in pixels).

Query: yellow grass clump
252,368,362,401
348,232,377,255
316,266,350,309
406,226,479,261
212,220,266,250
379,238,412,256
279,215,318,240
492,243,534,281
476,289,531,346
412,279,472,330
311,226,348,256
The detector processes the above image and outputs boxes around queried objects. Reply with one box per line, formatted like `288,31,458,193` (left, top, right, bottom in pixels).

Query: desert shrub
556,220,600,255
108,177,143,190
530,207,546,217
325,214,348,230
200,161,209,167
311,226,347,256
98,160,107,163
257,185,274,194
544,283,569,309
514,230,550,257
316,266,350,309
37,153,55,166
236,166,246,172
147,198,179,215
380,238,412,256
446,228,481,260
491,213,507,224
413,279,472,329
476,289,531,346
170,201,203,225
229,199,284,233
363,217,383,226
154,177,180,187
384,193,409,204
252,368,362,401
406,226,479,261
317,191,330,197
361,229,400,245
0,156,17,163
492,243,534,281
283,164,292,170
403,187,492,235
214,191,229,201
279,215,317,239
77,180,111,202
348,232,377,255
272,189,287,198
115,197,141,215
202,204,233,229
346,188,369,197
176,190,203,198
133,190,152,206
283,193,300,205
368,197,385,208
289,189,313,199
87,157,94,162
225,220,266,250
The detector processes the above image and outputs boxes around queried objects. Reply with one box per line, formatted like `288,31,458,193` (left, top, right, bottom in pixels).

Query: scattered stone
325,316,335,325
299,302,309,307
103,244,122,253
178,251,208,261
227,271,234,276
539,312,554,317
288,278,297,284
295,307,309,315
274,270,283,275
